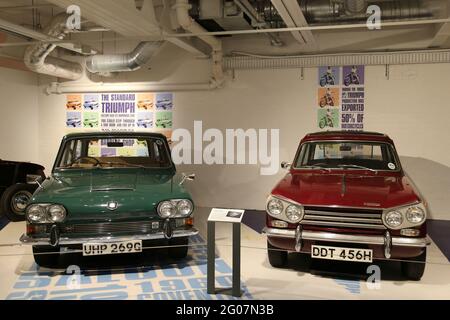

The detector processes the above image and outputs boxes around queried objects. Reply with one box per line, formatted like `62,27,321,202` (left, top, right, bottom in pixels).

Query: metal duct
85,41,164,75
301,0,432,24
23,13,83,80
251,0,434,25
345,0,366,14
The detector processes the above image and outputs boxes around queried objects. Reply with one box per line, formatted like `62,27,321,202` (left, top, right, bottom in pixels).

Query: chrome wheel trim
11,191,32,214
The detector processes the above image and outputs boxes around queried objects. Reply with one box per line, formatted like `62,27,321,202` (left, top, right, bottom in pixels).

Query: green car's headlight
27,205,47,223
176,199,193,217
157,199,193,219
26,204,67,224
158,201,177,218
48,205,67,222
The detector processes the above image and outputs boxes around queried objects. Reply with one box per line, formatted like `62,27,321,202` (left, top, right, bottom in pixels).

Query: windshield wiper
302,163,332,172
338,164,377,173
96,161,147,169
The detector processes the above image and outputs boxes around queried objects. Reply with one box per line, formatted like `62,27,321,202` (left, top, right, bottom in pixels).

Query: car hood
271,171,420,209
30,168,191,222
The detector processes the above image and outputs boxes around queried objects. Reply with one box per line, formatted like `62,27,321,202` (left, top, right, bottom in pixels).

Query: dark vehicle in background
0,160,45,221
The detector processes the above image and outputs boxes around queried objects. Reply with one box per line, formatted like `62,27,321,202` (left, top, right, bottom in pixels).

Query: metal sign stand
206,208,244,297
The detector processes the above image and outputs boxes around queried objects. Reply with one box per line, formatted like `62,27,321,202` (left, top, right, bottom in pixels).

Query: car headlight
385,211,403,228
27,205,47,223
285,205,303,222
158,201,177,218
48,205,66,222
26,204,67,223
406,206,425,224
267,198,283,215
176,199,193,216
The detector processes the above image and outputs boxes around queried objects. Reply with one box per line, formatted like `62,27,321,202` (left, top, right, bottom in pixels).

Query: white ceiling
1,0,450,59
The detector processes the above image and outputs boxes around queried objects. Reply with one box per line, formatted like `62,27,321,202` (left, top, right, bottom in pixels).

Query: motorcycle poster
318,66,340,87
316,65,365,131
317,108,339,129
318,87,340,108
343,65,365,86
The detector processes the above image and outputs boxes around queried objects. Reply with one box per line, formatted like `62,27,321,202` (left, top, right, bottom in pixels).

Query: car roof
301,131,394,143
63,131,167,140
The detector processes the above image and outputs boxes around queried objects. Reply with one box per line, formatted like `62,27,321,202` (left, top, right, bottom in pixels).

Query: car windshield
294,141,400,171
56,137,172,169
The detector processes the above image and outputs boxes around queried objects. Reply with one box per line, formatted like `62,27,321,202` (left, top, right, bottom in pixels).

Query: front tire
267,240,287,268
32,246,60,268
0,184,37,222
168,237,189,259
401,248,426,281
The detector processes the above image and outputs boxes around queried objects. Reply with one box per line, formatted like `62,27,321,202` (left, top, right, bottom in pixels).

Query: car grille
58,221,161,235
301,207,385,230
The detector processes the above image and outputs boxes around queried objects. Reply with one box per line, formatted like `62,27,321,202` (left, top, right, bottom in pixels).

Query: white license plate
311,245,373,263
82,240,142,256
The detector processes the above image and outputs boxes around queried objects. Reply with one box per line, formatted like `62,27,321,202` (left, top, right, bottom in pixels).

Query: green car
156,118,172,129
83,117,99,128
20,132,197,267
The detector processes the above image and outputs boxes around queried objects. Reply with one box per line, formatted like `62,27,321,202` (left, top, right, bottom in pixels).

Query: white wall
0,67,40,164
36,61,450,220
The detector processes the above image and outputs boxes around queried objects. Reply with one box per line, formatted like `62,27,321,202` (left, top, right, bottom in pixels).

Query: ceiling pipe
344,0,366,14
45,80,218,94
270,0,315,46
23,13,83,80
85,41,164,76
173,0,224,85
0,16,96,54
233,0,284,46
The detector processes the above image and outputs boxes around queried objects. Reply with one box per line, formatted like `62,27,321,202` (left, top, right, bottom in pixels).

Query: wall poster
65,92,174,148
317,66,365,131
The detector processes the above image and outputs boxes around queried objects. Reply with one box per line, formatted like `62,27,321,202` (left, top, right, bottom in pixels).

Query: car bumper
263,227,431,259
20,228,199,246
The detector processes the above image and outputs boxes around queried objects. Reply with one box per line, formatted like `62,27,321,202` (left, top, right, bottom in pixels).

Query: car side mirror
281,162,291,170
179,173,195,185
27,174,44,184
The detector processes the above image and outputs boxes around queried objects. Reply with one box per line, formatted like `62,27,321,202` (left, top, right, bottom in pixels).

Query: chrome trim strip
300,220,386,229
20,228,199,246
304,210,381,218
304,215,383,224
263,227,430,247
384,231,392,259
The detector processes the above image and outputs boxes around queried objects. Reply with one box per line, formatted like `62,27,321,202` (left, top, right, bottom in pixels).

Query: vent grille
301,207,385,230
224,49,450,70
58,221,161,235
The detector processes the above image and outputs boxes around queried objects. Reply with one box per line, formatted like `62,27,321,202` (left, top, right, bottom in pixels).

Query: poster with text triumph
65,92,173,143
317,66,365,131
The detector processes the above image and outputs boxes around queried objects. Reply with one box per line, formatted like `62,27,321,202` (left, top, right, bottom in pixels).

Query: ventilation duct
23,13,83,80
174,0,224,84
301,0,433,24
85,41,164,75
251,0,434,25
344,0,366,14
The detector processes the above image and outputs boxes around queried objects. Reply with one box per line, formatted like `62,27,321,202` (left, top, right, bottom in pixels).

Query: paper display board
317,66,365,131
208,208,245,223
65,92,173,143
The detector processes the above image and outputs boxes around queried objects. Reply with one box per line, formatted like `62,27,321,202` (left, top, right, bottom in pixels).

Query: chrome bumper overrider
263,227,431,258
20,228,199,246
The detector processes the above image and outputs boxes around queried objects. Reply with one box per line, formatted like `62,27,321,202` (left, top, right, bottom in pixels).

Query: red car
264,131,430,280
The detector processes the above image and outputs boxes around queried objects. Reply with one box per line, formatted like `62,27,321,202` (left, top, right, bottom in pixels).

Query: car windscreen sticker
388,162,396,170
